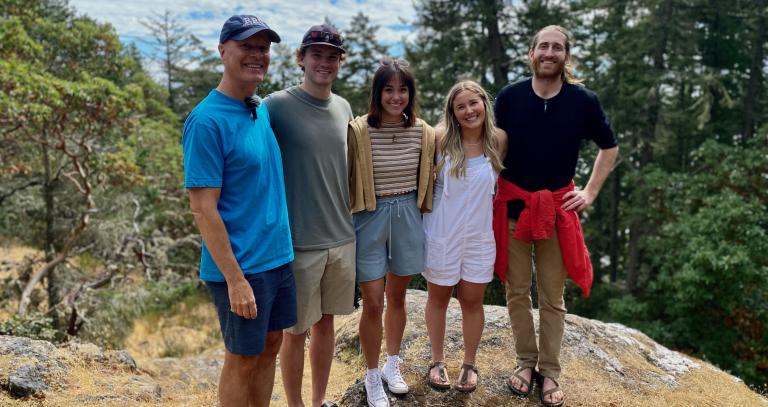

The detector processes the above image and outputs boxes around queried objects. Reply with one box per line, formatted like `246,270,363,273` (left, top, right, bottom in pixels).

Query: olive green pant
504,220,568,379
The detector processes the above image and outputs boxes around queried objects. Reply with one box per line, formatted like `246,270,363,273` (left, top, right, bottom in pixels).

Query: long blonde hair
439,80,504,178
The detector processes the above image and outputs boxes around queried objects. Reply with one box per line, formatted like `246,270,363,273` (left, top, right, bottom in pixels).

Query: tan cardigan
348,115,436,214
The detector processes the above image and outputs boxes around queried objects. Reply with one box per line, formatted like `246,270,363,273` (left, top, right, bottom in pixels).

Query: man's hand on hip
561,188,596,212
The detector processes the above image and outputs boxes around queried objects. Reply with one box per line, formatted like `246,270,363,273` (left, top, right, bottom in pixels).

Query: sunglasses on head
380,57,409,67
307,30,343,46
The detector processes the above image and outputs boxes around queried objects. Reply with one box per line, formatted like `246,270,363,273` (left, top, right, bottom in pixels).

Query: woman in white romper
423,80,507,392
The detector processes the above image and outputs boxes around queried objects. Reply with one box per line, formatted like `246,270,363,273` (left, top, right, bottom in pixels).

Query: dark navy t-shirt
495,78,617,193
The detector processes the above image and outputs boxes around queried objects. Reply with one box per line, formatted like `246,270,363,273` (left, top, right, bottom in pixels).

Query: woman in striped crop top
347,58,436,407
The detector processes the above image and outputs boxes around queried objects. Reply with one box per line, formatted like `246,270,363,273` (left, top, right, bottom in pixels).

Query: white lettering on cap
242,16,263,26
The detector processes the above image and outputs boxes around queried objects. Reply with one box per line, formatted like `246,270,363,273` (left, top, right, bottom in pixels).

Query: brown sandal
427,361,450,390
456,362,478,393
537,374,566,407
506,366,534,397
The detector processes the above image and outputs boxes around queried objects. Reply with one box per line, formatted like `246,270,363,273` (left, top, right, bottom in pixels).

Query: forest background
0,0,766,392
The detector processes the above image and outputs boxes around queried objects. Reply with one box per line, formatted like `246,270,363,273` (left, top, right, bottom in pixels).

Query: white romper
422,155,498,286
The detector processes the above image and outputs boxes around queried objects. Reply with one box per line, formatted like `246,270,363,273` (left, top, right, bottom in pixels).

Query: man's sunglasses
380,57,409,67
307,30,343,46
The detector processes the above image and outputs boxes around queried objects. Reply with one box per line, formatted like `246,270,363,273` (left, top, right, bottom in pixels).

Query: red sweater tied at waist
492,178,593,298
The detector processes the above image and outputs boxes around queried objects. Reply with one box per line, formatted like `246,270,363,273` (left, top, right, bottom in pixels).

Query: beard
531,57,565,80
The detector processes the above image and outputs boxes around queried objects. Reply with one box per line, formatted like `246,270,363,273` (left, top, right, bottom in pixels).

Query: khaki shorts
285,241,356,335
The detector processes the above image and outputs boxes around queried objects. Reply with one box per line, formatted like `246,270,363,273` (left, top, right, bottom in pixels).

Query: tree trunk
742,0,766,142
604,0,627,285
19,252,69,317
41,141,60,327
481,0,508,88
609,165,621,283
625,0,673,293
626,226,641,292
18,210,90,317
164,13,175,112
20,133,95,318
592,190,605,287
678,78,688,170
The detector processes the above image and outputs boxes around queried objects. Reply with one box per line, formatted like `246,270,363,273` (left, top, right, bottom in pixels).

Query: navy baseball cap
300,24,345,53
220,15,281,44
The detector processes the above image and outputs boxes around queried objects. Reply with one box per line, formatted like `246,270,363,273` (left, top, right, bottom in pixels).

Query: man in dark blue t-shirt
495,25,619,407
182,15,295,407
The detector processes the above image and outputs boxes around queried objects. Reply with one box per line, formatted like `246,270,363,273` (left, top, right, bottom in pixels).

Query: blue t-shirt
182,89,293,282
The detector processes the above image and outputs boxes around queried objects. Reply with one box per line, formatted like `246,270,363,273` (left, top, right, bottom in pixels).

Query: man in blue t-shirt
181,14,295,407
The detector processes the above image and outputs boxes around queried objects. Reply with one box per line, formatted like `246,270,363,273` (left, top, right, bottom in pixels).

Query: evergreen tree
141,10,208,114
335,12,388,115
258,42,303,96
405,0,516,122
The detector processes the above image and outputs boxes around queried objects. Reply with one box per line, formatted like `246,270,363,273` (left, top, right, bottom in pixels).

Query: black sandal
456,362,478,392
427,361,450,390
506,366,534,397
536,374,566,407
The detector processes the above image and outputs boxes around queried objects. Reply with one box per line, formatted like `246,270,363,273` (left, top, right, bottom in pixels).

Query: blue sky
69,0,417,60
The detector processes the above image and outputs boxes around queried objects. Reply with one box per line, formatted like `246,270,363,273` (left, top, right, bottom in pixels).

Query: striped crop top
370,120,423,196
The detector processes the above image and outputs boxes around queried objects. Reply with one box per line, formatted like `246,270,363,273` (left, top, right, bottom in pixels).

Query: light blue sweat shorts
353,191,425,282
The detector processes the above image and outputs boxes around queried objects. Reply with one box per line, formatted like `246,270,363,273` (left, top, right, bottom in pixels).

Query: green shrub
0,312,68,343
81,279,206,349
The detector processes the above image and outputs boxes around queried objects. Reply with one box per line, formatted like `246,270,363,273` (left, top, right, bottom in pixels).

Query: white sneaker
365,371,390,407
381,356,409,394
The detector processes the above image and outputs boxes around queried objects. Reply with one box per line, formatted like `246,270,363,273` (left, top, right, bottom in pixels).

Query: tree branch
17,251,69,316
0,179,41,206
1,123,23,136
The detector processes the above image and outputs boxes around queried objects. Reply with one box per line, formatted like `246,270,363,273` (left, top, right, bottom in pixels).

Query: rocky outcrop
0,289,765,406
0,335,158,403
0,336,64,397
334,290,765,407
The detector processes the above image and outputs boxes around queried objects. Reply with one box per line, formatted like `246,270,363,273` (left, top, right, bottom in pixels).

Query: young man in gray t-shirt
266,24,354,407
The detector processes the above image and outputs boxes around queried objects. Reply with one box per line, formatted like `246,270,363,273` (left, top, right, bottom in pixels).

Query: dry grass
660,364,766,407
126,300,221,359
0,394,43,406
0,245,39,264
0,246,40,319
556,357,767,407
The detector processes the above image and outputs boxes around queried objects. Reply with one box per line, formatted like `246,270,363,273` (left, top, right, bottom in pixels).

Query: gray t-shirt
266,85,355,250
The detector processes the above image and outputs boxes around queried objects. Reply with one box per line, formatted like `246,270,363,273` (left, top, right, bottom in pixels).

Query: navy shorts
205,263,297,356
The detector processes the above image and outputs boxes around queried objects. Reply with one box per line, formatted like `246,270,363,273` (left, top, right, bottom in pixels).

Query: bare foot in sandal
456,362,478,392
507,366,533,396
540,376,565,406
427,361,450,390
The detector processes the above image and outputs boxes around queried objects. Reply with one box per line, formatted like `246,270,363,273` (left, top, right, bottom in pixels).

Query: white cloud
69,0,418,56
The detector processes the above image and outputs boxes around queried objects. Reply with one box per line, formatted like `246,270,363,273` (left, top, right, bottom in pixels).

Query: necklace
383,116,406,143
463,139,482,146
